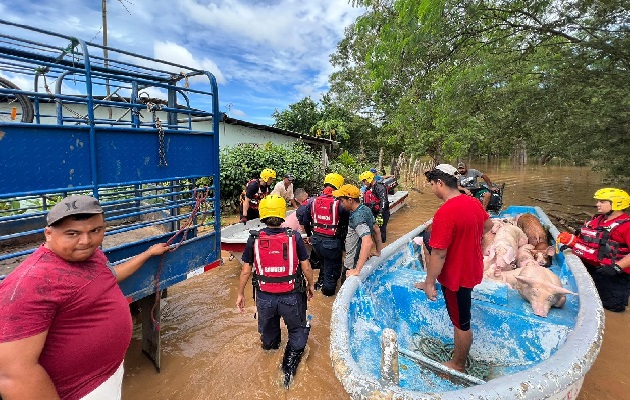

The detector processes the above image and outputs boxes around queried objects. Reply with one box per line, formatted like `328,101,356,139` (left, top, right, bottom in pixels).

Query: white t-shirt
272,181,294,202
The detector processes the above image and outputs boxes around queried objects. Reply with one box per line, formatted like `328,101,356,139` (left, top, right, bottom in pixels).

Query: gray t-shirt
458,168,483,189
344,204,375,270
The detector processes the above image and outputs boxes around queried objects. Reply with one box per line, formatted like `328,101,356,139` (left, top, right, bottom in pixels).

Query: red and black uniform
242,227,309,350
240,179,271,220
573,214,630,267
303,187,349,296
573,213,630,312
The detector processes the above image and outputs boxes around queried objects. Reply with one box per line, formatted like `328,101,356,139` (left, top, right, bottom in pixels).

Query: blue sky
0,0,364,125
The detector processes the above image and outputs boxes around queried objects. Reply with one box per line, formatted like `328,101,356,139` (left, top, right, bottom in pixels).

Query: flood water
122,164,628,400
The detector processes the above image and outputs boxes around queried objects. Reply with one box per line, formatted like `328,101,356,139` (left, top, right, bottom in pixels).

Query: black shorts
441,286,472,331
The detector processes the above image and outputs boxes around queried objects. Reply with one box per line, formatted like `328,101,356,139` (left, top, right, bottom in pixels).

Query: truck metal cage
0,19,222,370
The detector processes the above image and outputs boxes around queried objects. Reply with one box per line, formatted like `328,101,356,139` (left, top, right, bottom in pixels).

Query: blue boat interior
346,206,579,392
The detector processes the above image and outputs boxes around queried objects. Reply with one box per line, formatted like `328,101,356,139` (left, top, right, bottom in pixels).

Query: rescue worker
236,195,315,388
557,188,630,312
303,173,349,296
360,170,390,243
240,168,276,223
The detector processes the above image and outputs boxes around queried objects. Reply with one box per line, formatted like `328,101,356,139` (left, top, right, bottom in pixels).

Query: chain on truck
0,19,222,371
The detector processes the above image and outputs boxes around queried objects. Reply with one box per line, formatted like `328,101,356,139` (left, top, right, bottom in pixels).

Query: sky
0,0,365,125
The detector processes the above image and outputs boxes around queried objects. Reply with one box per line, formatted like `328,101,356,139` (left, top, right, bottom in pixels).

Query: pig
514,262,576,317
516,244,536,269
481,229,496,256
482,218,517,256
487,224,528,271
516,213,554,267
483,258,521,288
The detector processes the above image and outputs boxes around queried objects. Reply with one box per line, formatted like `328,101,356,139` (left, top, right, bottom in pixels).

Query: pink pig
514,262,576,317
487,224,528,271
516,244,543,269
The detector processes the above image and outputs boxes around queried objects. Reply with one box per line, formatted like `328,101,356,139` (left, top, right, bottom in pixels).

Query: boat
388,190,409,214
330,205,604,399
221,191,409,262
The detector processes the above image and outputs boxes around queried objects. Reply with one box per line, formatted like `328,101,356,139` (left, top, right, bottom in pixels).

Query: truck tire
0,76,34,123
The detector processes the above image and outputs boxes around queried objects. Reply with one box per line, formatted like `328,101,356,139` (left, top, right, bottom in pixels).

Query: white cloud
0,0,365,122
153,41,226,84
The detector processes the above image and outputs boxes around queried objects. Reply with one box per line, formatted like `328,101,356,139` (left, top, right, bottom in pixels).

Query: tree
271,97,322,135
330,0,630,177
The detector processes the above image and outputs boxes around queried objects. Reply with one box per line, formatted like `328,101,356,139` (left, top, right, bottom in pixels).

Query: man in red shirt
414,164,493,373
0,195,169,400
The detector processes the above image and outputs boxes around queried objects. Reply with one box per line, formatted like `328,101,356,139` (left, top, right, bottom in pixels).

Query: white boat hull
330,206,604,399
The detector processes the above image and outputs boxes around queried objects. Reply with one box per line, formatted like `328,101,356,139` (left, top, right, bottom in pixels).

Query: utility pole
102,0,112,119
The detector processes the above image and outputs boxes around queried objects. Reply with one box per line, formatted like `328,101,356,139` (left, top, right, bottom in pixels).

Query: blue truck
0,19,221,370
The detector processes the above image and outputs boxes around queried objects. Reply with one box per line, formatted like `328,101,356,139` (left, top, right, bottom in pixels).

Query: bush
214,142,324,212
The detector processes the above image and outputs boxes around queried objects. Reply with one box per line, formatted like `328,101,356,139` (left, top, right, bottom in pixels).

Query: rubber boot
281,347,304,389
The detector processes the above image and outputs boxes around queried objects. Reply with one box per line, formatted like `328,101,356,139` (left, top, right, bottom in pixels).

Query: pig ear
541,281,576,295
545,246,555,256
488,245,496,260
503,247,515,264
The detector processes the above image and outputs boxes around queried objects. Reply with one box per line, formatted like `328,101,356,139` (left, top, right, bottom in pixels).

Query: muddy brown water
122,165,627,400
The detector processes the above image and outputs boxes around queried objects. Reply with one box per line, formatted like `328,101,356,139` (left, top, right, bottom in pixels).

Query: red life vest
363,188,380,214
252,229,300,293
240,179,269,210
573,214,630,267
311,194,340,237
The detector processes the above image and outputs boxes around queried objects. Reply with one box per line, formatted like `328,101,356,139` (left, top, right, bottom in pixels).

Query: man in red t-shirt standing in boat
414,164,494,373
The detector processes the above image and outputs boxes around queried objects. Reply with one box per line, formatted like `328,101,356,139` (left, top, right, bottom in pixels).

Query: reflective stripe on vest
253,230,299,293
312,194,339,237
574,215,630,266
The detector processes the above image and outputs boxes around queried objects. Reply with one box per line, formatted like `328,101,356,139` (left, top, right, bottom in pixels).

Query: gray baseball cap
47,195,104,226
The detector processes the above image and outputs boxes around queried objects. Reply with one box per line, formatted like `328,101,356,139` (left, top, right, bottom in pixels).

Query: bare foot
441,360,465,373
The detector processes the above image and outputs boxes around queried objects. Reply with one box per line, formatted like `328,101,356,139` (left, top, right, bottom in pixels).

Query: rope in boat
411,335,490,381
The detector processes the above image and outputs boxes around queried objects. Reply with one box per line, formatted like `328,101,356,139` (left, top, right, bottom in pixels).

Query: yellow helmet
594,188,630,211
259,195,286,220
324,173,344,190
359,171,375,184
260,168,277,181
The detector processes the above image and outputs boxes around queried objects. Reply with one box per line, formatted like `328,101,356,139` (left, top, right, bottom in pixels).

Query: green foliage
328,152,373,187
0,200,24,216
271,97,322,135
216,142,323,210
331,0,630,177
